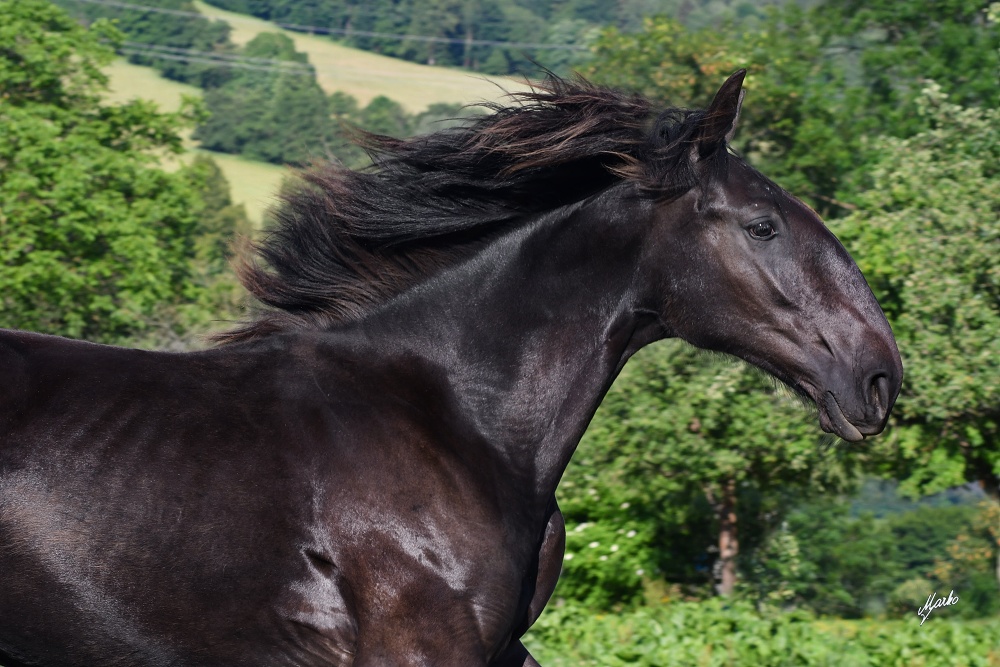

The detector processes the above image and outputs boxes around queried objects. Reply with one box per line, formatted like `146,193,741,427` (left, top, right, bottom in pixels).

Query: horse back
0,330,361,666
0,329,538,666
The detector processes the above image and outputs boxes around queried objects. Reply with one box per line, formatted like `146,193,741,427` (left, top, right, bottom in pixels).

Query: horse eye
747,221,776,240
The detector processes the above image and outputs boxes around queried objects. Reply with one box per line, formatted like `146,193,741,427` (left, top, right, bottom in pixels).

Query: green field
191,0,530,112
104,58,201,112
104,58,289,225
201,150,292,222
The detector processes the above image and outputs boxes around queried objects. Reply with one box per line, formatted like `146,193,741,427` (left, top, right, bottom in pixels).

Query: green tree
584,11,873,215
398,0,461,65
0,0,228,344
357,95,411,138
135,155,251,350
815,0,999,114
834,85,1000,507
933,501,1000,616
585,3,999,215
559,341,855,603
786,496,990,618
194,33,333,165
53,0,235,88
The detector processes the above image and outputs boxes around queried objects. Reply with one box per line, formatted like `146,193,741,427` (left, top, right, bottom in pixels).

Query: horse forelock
215,76,722,345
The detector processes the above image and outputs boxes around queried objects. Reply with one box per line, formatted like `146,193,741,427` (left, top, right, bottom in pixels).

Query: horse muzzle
801,355,901,442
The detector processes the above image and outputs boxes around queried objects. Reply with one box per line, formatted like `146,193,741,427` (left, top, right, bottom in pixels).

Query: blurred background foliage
2,0,998,662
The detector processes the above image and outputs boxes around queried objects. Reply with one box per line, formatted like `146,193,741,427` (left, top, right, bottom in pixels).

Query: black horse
0,71,901,666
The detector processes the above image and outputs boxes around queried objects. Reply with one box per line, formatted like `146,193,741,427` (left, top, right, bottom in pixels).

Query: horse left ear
693,69,746,159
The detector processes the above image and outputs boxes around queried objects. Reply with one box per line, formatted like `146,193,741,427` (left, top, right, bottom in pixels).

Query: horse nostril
869,373,890,415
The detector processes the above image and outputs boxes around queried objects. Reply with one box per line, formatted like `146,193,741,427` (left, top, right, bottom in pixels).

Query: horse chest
316,483,536,656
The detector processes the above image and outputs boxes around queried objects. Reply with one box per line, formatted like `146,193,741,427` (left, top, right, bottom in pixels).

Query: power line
119,47,316,76
122,41,315,71
119,42,516,85
123,42,315,74
68,0,586,51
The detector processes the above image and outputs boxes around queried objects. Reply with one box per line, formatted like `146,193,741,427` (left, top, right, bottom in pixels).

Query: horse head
644,70,902,441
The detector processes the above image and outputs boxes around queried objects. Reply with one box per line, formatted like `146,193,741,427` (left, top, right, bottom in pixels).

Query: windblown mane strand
216,76,719,344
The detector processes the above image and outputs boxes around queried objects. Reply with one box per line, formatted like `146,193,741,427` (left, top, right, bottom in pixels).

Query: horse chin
818,390,864,442
795,380,866,442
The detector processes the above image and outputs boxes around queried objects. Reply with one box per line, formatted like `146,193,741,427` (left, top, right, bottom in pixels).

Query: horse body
0,71,902,666
0,190,645,665
0,331,543,665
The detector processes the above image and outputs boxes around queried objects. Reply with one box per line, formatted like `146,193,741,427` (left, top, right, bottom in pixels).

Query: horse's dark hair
217,75,728,344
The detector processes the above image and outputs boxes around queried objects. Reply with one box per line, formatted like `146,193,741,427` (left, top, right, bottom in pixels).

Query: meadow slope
192,0,531,112
104,59,287,225
103,7,533,224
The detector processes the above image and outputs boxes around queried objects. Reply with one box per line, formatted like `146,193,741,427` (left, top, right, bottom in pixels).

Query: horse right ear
692,69,746,160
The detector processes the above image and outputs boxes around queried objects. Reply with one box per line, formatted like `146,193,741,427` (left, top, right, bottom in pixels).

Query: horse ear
693,69,746,160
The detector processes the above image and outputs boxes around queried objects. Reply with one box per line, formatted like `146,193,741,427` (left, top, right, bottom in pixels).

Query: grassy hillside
103,8,529,223
104,58,201,111
192,0,530,112
201,150,288,223
104,58,289,225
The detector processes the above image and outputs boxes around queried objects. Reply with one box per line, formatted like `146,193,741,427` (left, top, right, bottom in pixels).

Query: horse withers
0,71,901,666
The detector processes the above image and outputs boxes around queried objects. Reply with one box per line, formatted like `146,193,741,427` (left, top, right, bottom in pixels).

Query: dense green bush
524,600,1000,667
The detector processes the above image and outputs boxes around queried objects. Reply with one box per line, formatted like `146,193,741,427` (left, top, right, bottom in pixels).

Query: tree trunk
707,479,739,596
464,25,473,69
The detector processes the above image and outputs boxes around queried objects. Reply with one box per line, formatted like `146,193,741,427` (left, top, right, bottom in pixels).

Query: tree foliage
560,0,1000,610
197,0,790,75
53,0,234,88
815,0,1000,113
834,84,1000,498
193,33,332,165
0,0,245,345
584,1,999,215
558,342,855,604
787,497,998,619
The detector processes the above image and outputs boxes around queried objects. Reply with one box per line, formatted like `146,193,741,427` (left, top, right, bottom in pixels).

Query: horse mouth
797,382,865,442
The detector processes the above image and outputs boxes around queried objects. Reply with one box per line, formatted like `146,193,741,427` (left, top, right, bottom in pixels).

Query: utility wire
122,41,315,71
120,42,514,84
118,47,317,75
68,0,587,50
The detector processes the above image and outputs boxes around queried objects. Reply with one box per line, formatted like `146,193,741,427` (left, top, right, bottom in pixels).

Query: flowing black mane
219,76,725,344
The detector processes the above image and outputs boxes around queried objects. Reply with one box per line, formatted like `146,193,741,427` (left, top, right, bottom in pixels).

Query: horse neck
356,185,665,506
